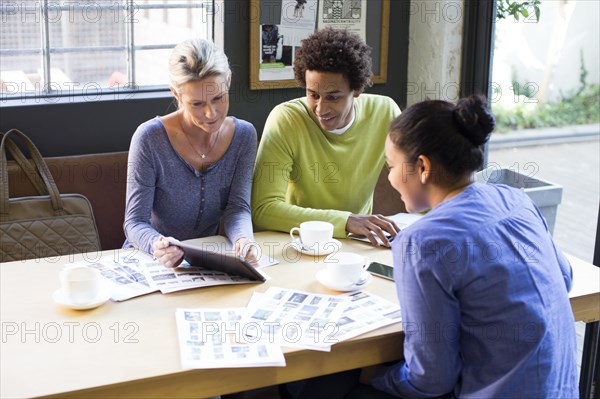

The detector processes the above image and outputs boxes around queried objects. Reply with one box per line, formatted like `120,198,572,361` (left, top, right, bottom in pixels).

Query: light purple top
123,116,256,254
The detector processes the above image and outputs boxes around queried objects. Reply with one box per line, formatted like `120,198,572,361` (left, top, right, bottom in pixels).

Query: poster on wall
259,0,318,81
317,0,366,41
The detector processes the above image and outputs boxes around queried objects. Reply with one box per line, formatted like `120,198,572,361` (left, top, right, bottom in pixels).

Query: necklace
180,113,222,160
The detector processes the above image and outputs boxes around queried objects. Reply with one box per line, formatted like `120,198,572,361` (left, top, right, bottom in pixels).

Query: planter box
474,167,563,235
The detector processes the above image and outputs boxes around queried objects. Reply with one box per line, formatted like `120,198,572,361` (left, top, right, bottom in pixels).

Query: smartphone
366,262,394,281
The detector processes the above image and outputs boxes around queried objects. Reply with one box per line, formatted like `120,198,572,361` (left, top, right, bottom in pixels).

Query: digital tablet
166,238,266,283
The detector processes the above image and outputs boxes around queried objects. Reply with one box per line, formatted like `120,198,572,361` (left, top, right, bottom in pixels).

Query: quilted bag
0,129,101,262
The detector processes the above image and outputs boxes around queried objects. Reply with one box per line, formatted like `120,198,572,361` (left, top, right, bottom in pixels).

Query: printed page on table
247,290,402,347
331,291,402,343
241,287,352,351
66,251,157,301
139,260,261,294
175,307,286,369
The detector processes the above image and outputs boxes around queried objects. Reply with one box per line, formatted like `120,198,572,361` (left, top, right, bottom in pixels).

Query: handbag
0,129,101,262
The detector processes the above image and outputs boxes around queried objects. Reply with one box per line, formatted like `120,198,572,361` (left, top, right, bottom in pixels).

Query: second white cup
59,266,102,305
290,221,334,248
323,252,369,286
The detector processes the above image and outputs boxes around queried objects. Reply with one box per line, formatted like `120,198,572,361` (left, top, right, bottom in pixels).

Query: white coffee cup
323,252,369,286
290,221,334,248
59,267,102,305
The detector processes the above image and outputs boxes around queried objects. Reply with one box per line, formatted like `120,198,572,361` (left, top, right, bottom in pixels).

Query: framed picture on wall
249,0,390,90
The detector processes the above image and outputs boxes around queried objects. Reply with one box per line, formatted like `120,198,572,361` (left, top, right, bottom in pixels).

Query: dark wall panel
0,96,174,157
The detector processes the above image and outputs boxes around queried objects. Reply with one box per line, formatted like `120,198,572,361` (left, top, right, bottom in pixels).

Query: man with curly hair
252,28,402,247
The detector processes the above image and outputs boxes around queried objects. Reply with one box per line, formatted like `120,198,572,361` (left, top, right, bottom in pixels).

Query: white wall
406,0,464,106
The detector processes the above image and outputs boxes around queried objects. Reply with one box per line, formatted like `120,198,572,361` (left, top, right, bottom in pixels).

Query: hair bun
453,95,496,146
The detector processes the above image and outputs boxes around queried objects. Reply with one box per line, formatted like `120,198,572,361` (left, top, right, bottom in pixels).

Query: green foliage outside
493,1,599,133
497,0,541,22
493,84,600,132
493,51,600,132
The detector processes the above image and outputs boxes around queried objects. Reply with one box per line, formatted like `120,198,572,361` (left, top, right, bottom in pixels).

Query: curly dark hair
294,27,372,91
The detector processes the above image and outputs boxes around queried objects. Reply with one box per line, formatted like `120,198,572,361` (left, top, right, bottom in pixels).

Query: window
0,0,214,100
489,1,599,263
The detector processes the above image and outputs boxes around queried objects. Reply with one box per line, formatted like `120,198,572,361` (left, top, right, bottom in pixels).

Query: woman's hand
235,238,259,267
346,214,400,247
152,236,184,268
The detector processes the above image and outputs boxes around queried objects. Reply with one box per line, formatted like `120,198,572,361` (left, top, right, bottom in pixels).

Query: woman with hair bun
369,95,578,398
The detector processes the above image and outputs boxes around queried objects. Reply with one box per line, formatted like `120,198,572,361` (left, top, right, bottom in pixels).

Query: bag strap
0,129,65,221
0,132,48,195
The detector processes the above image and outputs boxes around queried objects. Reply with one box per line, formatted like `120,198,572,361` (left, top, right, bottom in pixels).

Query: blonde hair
168,38,230,93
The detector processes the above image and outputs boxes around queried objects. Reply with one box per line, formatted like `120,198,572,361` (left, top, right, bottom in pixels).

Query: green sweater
252,94,401,237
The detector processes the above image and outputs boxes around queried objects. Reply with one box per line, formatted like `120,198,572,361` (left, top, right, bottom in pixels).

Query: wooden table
567,254,600,323
1,232,599,398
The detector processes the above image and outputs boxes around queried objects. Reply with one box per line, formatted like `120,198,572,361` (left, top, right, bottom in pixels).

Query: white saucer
316,270,373,292
53,288,111,310
290,239,342,256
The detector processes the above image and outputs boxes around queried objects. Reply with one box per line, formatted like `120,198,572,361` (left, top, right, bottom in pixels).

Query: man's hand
346,214,400,247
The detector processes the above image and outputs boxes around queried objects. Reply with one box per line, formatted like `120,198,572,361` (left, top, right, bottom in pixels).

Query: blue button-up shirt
372,183,578,398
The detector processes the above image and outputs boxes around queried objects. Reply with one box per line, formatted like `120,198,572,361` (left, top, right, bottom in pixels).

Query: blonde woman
124,39,257,267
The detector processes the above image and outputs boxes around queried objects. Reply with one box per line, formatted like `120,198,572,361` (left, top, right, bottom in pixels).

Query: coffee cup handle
362,257,370,270
290,227,301,242
58,267,71,281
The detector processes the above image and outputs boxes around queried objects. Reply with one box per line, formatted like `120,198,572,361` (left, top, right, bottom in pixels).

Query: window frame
0,0,221,104
460,0,496,168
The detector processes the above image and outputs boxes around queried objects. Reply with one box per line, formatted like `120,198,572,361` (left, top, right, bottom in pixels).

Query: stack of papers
175,308,286,369
331,291,402,342
175,287,402,369
242,287,352,351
